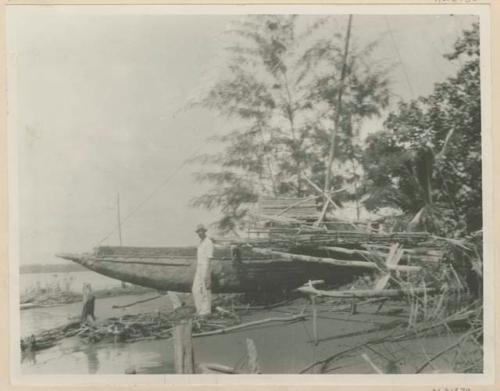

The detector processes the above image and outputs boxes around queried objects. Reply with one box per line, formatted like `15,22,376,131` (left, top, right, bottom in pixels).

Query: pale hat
195,224,208,233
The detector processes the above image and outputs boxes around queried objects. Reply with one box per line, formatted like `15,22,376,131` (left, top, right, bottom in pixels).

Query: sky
7,7,478,265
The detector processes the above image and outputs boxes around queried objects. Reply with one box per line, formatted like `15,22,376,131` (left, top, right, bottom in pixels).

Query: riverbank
20,284,154,308
19,292,482,375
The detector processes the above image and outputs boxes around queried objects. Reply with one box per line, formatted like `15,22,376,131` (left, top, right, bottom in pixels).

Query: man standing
192,224,214,317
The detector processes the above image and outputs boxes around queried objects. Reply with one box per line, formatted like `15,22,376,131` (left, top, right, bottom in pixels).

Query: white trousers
192,268,211,316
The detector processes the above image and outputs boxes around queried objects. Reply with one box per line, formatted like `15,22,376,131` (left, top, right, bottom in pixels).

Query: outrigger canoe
57,245,370,293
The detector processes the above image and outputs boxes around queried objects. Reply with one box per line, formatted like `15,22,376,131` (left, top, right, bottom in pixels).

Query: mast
324,15,353,198
117,193,123,246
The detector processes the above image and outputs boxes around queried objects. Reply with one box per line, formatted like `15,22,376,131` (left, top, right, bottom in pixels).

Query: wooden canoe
57,245,371,293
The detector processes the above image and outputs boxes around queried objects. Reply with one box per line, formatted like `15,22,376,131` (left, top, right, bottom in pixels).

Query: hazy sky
7,7,477,264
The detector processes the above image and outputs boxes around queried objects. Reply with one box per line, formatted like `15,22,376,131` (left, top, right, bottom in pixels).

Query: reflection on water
21,337,176,375
21,350,37,365
83,346,100,374
19,295,483,375
20,293,177,374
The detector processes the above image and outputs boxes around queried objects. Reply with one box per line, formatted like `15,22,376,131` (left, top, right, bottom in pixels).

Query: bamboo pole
193,313,306,338
319,246,364,255
322,245,432,266
323,15,353,201
249,212,303,224
117,193,123,246
252,248,379,270
274,195,317,217
112,294,162,309
297,285,437,298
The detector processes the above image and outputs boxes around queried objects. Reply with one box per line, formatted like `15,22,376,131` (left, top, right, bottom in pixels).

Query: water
22,335,175,374
20,292,179,374
20,271,125,296
19,294,481,375
20,292,174,338
19,297,404,375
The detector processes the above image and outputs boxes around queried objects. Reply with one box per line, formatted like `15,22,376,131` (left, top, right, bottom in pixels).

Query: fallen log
252,248,379,270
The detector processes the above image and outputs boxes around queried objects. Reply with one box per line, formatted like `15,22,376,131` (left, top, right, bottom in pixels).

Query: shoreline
20,293,482,375
20,285,155,308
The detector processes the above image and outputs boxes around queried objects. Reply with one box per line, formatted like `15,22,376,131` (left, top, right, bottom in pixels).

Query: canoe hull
57,246,368,293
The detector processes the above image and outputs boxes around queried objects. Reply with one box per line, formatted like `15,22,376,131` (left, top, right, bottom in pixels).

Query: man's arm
206,238,214,259
205,239,214,289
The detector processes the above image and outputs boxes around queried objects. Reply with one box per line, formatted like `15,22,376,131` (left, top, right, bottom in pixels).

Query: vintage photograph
8,6,487,378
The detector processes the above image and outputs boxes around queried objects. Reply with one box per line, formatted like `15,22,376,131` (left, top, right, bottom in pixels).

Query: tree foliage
361,23,481,235
190,15,390,232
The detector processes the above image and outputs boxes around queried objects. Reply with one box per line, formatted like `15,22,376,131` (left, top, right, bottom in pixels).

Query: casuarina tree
190,15,390,232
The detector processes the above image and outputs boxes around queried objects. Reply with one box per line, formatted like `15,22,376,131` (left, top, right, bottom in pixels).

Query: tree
190,15,390,232
361,23,481,235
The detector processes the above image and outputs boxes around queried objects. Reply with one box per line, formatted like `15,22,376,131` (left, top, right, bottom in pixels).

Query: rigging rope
94,141,207,247
384,16,416,100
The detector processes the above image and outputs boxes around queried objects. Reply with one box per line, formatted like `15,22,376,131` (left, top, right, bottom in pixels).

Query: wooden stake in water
311,295,318,345
173,319,195,374
246,338,260,374
169,292,195,374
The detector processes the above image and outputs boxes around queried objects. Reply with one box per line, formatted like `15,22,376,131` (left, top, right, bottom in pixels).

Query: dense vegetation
362,23,481,236
191,16,481,238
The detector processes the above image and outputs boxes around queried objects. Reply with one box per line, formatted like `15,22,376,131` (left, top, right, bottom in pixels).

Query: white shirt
197,237,214,269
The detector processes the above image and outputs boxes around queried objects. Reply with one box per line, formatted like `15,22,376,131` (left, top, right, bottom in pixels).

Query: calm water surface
20,271,125,295
19,288,477,375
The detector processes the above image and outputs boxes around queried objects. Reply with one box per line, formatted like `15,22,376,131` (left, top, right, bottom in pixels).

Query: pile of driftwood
240,195,483,373
20,305,221,353
21,321,81,353
20,296,307,358
300,300,483,374
239,194,484,302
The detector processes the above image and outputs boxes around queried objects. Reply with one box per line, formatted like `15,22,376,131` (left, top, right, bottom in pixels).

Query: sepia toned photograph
7,5,490,382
